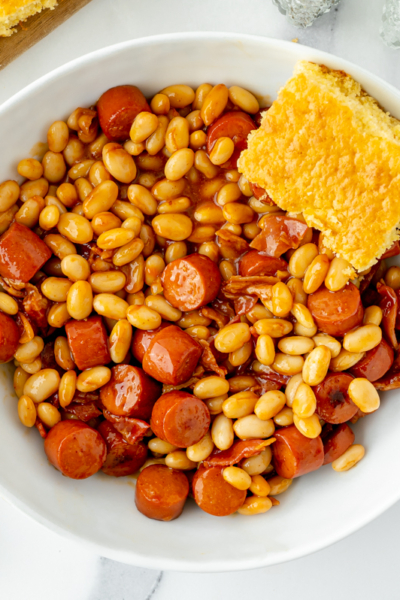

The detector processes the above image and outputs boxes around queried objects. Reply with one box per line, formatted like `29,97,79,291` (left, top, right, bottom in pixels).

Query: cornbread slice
238,61,400,272
0,0,57,37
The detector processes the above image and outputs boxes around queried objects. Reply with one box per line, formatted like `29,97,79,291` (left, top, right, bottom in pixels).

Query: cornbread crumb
238,60,400,272
0,0,57,37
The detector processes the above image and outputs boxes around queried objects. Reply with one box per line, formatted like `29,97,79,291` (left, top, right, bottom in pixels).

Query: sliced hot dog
162,254,221,312
97,85,151,142
150,390,210,448
250,215,310,257
0,222,51,282
322,423,355,465
142,325,202,385
239,250,288,277
135,464,189,521
314,372,358,424
100,364,161,419
131,321,170,363
98,421,147,477
350,339,394,382
272,425,324,479
307,283,363,336
192,466,246,516
0,312,20,363
65,315,110,371
44,420,107,479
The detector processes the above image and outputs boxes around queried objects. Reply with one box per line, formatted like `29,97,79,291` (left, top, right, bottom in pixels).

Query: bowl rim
1,31,400,572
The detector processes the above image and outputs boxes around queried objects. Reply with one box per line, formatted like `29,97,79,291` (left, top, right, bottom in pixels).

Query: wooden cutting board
0,0,93,70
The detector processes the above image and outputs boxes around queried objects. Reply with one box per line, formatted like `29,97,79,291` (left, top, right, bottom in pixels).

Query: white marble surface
1,0,400,597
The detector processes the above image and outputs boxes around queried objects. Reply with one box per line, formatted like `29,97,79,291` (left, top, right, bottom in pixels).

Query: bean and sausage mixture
2,82,399,521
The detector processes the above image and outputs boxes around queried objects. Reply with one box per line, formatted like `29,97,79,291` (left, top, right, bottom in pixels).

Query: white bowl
1,33,400,573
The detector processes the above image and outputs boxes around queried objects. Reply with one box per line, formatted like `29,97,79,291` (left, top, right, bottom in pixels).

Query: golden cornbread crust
238,61,400,272
0,0,57,37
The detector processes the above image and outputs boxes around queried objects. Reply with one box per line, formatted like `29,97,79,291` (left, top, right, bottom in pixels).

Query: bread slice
0,0,57,37
238,61,400,272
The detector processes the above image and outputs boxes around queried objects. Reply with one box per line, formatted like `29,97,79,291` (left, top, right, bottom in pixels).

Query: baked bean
74,178,93,202
211,414,234,450
343,324,382,353
201,84,229,126
0,292,18,315
37,402,61,428
254,318,293,338
59,370,77,408
23,369,60,403
0,180,20,212
312,334,341,358
14,367,30,398
17,395,37,427
293,413,322,439
221,392,257,419
363,305,383,326
20,178,49,202
303,254,330,294
291,303,315,329
348,378,380,413
127,184,157,216
45,195,67,214
186,432,214,462
293,322,318,337
254,334,275,366
193,83,213,110
272,353,304,376
145,115,168,156
67,281,93,320
229,340,253,366
384,266,400,290
185,325,209,340
248,474,271,497
189,130,207,151
112,238,144,267
214,322,251,353
145,295,182,322
15,196,44,228
289,244,319,278
165,451,197,471
194,150,219,179
302,346,331,386
192,376,229,400
216,182,241,206
17,159,43,180
88,160,112,186
47,303,70,328
325,257,353,292
278,336,314,356
129,112,159,144
126,304,162,330
151,213,192,241
255,391,286,421
61,254,90,281
270,282,292,317
274,406,294,427
165,148,194,181
292,382,316,418
93,293,128,320
332,444,365,472
103,143,136,183
82,180,119,219
223,202,254,225
330,349,365,372
160,85,195,108
137,153,164,172
287,278,307,305
223,466,252,490
246,304,273,324
237,496,272,516
57,212,93,244
63,135,85,166
186,110,203,133
241,448,272,476
76,366,111,392
268,475,293,495
39,205,60,230
152,178,186,201
206,394,227,415
228,86,259,113
97,228,134,250
41,277,72,302
150,93,170,115
42,151,66,183
234,415,275,440
165,117,190,153
14,336,44,364
209,137,235,166
148,438,177,455
89,271,126,293
54,336,75,371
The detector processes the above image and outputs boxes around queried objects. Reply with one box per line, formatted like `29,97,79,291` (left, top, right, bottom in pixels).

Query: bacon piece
103,409,150,444
359,261,382,294
377,283,398,350
0,276,26,297
200,306,228,329
234,295,258,315
64,403,102,422
199,339,227,378
216,229,249,258
204,439,274,468
35,419,47,438
162,377,201,394
23,284,49,331
15,311,37,343
222,276,277,306
374,350,400,390
250,215,310,257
